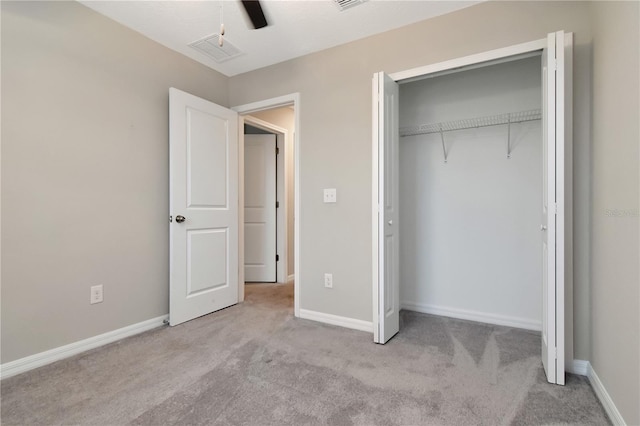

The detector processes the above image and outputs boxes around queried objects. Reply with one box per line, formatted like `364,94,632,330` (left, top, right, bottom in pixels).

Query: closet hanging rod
399,109,542,138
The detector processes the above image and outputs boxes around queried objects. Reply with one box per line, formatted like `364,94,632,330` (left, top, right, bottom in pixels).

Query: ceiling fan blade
240,0,269,29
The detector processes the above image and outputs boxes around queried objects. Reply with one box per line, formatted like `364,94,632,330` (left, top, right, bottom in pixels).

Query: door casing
232,94,301,318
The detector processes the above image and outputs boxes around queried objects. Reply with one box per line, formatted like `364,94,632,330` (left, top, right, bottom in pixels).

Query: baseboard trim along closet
567,360,626,425
567,359,590,376
401,301,542,331
547,360,626,424
587,363,627,425
299,309,373,333
0,315,168,380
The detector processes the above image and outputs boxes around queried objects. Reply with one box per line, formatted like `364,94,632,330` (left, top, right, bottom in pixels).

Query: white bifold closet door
541,30,566,386
373,30,569,385
244,134,277,282
373,72,400,344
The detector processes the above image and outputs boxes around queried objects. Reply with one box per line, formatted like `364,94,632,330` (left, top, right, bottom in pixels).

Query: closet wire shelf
399,109,542,162
399,109,542,137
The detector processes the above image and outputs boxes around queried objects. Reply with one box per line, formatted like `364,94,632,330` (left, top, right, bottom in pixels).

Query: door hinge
169,215,173,223
276,201,280,208
555,203,558,214
276,146,280,155
276,254,280,262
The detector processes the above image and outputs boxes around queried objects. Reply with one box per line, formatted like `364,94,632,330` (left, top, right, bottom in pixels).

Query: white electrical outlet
90,285,103,304
324,273,333,288
323,188,337,203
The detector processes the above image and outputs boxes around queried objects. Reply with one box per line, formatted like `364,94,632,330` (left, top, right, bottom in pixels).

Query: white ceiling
80,0,478,77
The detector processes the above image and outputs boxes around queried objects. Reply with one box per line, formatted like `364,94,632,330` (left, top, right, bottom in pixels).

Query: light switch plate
90,285,103,304
323,188,337,203
324,273,333,288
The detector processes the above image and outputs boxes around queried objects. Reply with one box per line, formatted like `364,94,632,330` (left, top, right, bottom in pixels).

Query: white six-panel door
169,88,239,326
244,134,277,282
373,72,400,344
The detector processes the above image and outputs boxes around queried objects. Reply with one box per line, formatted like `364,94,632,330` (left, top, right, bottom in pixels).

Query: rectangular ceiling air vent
333,0,368,11
189,34,243,63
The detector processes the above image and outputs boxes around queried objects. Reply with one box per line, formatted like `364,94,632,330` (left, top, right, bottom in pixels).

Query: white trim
299,309,373,333
0,5,3,357
389,38,547,82
232,94,297,113
243,115,288,136
371,73,380,343
0,315,168,380
276,131,286,283
397,51,543,84
567,359,589,376
401,301,541,331
567,361,626,424
563,31,575,371
589,363,627,425
287,274,295,284
554,30,567,385
232,93,301,318
238,119,245,302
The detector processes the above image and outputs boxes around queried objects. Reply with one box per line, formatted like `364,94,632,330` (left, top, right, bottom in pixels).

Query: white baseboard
299,309,373,333
567,359,589,376
0,315,168,380
401,301,541,331
588,363,627,425
287,274,295,284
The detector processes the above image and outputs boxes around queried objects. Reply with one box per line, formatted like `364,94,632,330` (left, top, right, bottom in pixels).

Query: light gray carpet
1,283,610,425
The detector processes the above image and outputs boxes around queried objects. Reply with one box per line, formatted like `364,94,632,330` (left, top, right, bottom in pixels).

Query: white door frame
233,93,301,317
244,115,289,284
373,35,572,372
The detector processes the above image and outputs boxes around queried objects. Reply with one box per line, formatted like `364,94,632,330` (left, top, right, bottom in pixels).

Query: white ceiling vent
189,34,243,63
333,0,368,11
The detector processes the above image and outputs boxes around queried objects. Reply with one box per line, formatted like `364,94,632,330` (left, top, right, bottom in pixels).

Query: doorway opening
233,94,300,317
243,117,290,284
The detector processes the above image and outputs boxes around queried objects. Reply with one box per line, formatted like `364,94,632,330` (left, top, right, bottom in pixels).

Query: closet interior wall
398,56,543,330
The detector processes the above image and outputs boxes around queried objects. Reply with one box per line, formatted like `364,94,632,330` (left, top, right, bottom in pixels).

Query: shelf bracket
506,118,512,159
440,130,448,163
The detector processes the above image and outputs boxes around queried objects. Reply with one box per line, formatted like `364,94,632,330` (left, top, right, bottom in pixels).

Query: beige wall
2,1,638,422
589,2,640,424
1,1,229,363
250,108,295,277
229,1,594,358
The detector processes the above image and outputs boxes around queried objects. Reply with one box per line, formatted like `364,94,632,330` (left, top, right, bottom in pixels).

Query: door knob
540,225,547,231
388,220,393,226
176,215,186,223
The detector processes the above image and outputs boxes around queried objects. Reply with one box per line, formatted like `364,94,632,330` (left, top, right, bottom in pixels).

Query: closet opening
398,55,543,331
372,32,572,386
